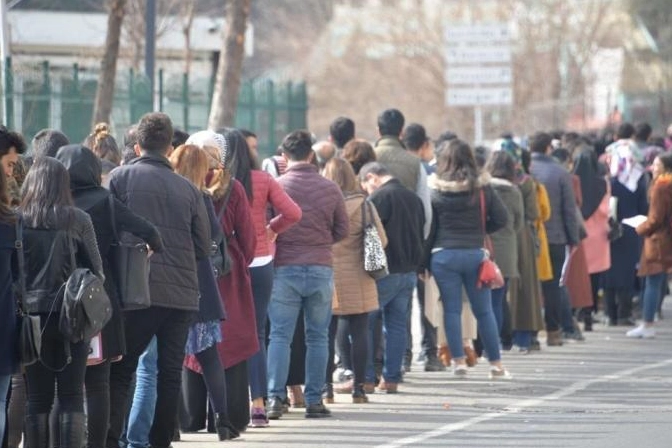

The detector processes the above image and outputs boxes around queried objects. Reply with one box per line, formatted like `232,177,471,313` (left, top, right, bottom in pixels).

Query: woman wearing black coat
55,144,163,448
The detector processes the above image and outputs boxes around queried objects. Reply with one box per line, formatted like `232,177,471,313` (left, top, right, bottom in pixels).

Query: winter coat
332,194,388,315
636,174,672,276
0,221,18,375
56,144,164,358
582,183,611,274
605,176,648,288
250,170,301,259
534,180,553,282
488,177,524,278
107,153,211,311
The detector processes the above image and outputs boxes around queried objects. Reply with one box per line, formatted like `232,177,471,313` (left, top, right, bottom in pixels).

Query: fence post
158,68,164,112
182,72,189,132
4,56,12,128
268,80,275,154
128,68,134,125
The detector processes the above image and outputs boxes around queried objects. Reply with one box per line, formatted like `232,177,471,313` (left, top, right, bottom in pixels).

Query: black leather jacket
22,207,103,314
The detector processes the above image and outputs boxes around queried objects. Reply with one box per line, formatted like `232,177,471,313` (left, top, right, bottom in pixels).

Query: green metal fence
1,58,308,158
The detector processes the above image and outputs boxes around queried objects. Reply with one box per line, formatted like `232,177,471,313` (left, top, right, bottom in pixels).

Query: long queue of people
1,109,671,448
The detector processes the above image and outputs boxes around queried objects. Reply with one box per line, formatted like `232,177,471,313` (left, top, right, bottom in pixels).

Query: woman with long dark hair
183,129,257,433
0,167,19,445
54,144,163,448
18,157,103,448
428,139,511,379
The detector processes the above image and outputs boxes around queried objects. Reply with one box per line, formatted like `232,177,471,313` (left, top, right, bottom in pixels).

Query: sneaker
333,380,353,394
452,364,468,378
266,397,284,420
424,357,447,372
249,407,269,428
626,324,655,339
563,330,585,342
305,402,332,418
489,366,513,380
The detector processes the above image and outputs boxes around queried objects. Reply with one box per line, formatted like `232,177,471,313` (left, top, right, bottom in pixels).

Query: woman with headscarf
603,140,649,326
573,145,610,330
182,129,257,433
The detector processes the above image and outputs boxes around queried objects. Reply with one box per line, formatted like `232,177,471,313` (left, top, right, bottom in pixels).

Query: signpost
444,22,512,144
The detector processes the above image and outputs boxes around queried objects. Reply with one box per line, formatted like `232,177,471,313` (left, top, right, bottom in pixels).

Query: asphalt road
175,300,672,448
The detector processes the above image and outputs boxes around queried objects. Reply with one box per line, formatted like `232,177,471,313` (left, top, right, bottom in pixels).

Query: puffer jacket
108,153,210,311
332,194,387,315
22,208,104,314
428,173,508,251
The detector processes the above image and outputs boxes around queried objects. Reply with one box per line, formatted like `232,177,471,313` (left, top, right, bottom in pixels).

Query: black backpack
59,237,112,344
211,185,234,278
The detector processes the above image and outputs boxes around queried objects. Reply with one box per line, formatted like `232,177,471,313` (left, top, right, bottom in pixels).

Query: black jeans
106,306,194,448
327,313,369,384
85,360,111,448
415,278,438,358
24,316,88,416
604,287,633,322
541,244,567,332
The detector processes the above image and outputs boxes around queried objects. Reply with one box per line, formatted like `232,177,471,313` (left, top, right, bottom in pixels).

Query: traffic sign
446,87,513,106
446,66,512,85
444,24,510,45
445,46,511,64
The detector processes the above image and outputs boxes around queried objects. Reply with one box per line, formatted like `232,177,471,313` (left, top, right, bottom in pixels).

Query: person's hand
266,225,278,243
146,245,154,258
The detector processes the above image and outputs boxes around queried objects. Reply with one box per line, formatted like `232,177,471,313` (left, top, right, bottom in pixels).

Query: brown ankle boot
438,345,452,367
547,330,564,346
464,346,478,367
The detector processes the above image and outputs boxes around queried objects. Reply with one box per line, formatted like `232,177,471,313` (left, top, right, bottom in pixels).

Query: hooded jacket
107,151,210,311
55,144,164,357
428,173,508,251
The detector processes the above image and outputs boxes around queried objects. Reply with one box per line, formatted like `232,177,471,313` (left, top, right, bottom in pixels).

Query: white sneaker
626,324,655,339
489,366,513,380
452,364,468,378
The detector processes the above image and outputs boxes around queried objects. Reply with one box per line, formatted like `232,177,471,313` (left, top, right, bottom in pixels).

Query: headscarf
186,130,229,199
573,147,607,219
492,137,524,181
605,139,644,192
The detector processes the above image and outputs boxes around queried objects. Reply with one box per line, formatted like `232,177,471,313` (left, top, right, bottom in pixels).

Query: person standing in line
19,157,104,448
266,130,349,420
426,140,511,379
529,132,579,346
0,167,19,446
359,162,425,393
323,158,387,403
54,144,164,448
105,113,211,448
485,151,524,339
627,152,672,338
329,116,356,155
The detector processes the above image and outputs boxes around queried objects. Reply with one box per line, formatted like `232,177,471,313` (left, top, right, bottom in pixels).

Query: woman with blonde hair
322,157,387,403
170,143,238,440
85,123,121,166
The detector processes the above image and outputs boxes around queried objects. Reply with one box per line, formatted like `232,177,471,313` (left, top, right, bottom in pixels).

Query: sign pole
474,104,483,145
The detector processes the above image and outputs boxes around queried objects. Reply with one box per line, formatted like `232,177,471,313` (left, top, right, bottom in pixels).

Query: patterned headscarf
186,130,227,168
605,139,644,192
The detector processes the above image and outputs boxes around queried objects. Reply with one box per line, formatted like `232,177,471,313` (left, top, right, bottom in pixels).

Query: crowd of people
1,109,671,448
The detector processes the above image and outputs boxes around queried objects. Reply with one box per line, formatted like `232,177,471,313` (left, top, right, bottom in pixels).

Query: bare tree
208,0,251,130
181,0,196,75
92,0,127,125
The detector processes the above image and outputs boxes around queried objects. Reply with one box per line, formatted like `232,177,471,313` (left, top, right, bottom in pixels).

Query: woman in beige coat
323,158,387,404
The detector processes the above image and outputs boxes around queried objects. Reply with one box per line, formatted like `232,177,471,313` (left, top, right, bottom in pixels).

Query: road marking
377,358,672,448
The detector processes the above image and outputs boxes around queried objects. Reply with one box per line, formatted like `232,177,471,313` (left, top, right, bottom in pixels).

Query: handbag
361,199,389,280
59,236,112,344
212,185,234,278
109,196,151,310
477,189,505,289
14,217,41,366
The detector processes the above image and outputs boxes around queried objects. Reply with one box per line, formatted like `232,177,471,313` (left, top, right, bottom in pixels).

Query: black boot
24,414,50,448
214,413,240,441
59,413,86,448
352,384,369,404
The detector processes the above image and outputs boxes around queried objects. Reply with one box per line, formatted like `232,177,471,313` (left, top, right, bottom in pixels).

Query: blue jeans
0,374,10,444
491,279,509,334
643,273,666,323
248,262,274,401
127,337,157,448
267,265,333,406
366,272,416,384
512,331,533,349
431,248,502,362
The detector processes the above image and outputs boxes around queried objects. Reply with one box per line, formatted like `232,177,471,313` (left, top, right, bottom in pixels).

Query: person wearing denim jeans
265,130,349,419
359,162,426,393
627,152,672,339
425,139,511,379
126,337,158,448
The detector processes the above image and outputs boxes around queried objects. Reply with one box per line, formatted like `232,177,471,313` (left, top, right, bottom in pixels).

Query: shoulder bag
14,216,42,367
477,189,505,289
109,195,151,310
361,199,389,280
212,185,234,278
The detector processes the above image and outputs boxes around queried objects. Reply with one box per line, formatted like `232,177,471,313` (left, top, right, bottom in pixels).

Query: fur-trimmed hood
488,177,515,188
428,172,491,192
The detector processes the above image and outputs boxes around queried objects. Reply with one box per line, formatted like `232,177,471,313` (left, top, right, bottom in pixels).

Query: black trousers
106,306,194,448
541,244,567,332
85,360,111,448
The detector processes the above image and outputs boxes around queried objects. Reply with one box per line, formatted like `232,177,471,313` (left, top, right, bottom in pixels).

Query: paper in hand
622,215,647,228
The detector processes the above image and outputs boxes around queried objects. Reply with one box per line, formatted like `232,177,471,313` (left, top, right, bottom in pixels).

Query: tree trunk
92,0,127,126
208,0,250,130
